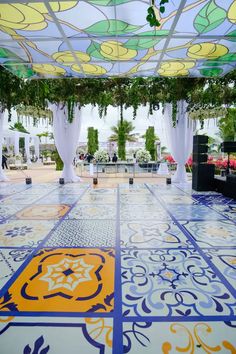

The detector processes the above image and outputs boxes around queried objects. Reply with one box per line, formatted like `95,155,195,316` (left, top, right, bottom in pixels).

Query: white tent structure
3,129,40,164
0,110,40,181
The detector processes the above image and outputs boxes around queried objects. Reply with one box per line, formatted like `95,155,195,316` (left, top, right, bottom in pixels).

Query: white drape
25,135,31,164
163,100,193,183
50,103,82,183
34,136,40,159
14,131,19,155
0,110,9,181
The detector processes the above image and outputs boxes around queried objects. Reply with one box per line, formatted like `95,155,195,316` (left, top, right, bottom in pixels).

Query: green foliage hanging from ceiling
0,66,236,122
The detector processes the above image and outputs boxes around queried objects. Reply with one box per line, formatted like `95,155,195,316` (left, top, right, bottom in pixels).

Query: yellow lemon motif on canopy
0,2,77,31
100,41,137,61
187,43,228,59
72,63,106,75
29,1,77,14
0,4,46,31
158,61,195,77
228,1,236,23
33,64,66,76
53,51,90,65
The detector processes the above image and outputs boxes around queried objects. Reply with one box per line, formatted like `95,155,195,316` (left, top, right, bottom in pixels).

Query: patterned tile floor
0,182,235,353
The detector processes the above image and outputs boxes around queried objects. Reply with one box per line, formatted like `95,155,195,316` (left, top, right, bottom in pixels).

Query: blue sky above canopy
0,0,236,78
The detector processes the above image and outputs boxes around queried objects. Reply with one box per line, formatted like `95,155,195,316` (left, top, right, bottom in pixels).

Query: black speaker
192,144,208,154
193,135,208,145
192,153,208,163
221,142,236,153
192,164,215,191
226,174,236,183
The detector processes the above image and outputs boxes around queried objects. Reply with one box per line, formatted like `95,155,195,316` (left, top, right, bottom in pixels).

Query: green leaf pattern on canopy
194,0,226,34
85,20,141,35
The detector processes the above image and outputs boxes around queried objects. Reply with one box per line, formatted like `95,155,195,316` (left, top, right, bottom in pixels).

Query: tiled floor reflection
0,182,235,353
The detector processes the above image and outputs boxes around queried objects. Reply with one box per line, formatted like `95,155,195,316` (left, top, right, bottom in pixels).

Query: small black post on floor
59,178,64,185
93,178,98,185
220,170,226,177
166,177,171,185
25,177,32,185
129,177,134,185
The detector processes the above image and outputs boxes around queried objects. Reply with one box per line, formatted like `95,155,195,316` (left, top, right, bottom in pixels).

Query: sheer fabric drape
50,103,82,183
163,100,193,183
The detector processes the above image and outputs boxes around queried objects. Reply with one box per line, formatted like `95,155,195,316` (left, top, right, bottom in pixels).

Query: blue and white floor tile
159,195,196,205
0,205,25,221
66,204,116,220
167,204,224,220
120,221,191,248
79,194,116,204
121,248,236,317
123,321,236,353
120,194,157,205
181,220,236,247
120,204,170,221
36,194,80,205
0,248,32,288
0,182,235,353
192,194,234,205
0,193,43,205
205,248,236,286
45,219,116,247
211,203,236,222
0,316,113,353
0,220,56,248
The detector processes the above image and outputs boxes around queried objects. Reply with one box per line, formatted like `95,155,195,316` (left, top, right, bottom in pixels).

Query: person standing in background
2,154,8,169
112,153,118,162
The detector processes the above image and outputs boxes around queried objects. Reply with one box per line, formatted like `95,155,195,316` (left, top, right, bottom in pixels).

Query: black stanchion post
25,177,32,185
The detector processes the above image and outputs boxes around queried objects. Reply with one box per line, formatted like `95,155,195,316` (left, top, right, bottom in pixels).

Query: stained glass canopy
0,0,236,79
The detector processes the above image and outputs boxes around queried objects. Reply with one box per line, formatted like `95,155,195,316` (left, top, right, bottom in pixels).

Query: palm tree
109,120,137,160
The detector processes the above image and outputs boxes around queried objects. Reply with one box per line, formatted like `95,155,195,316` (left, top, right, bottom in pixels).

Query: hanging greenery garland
146,0,169,27
67,96,75,123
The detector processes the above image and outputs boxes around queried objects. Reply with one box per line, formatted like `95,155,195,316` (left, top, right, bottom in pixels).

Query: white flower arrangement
136,149,151,163
15,154,22,160
94,149,109,162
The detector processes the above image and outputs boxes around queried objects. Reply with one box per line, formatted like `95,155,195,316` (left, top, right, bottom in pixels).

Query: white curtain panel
50,103,82,183
34,136,40,159
164,100,193,183
25,135,31,164
0,110,9,181
14,131,20,155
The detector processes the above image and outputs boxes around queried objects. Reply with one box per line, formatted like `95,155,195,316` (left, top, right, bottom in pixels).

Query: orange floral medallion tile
0,248,115,313
16,205,70,220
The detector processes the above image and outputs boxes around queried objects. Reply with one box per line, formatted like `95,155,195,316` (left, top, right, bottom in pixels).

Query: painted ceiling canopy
0,0,236,79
